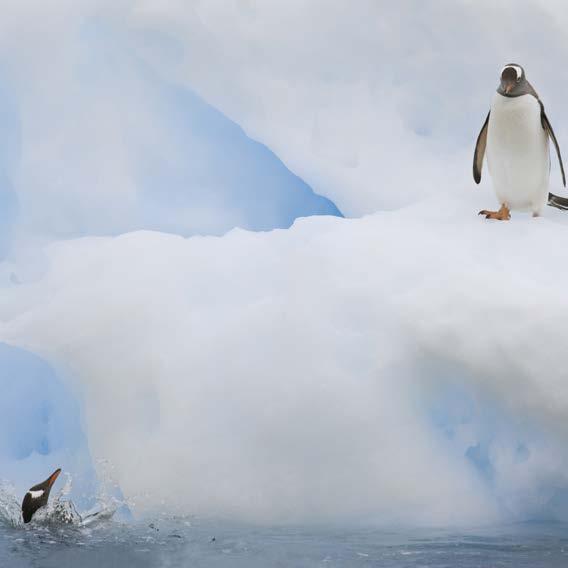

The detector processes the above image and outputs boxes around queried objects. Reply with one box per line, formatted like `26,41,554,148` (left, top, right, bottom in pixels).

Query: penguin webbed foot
478,204,511,220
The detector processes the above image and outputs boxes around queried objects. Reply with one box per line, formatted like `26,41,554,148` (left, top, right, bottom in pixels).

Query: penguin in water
473,64,567,219
21,468,61,523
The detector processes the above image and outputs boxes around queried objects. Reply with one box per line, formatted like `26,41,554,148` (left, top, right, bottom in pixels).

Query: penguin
21,468,61,523
473,63,567,219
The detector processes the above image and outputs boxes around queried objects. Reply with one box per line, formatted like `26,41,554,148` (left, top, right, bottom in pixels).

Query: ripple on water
3,487,568,568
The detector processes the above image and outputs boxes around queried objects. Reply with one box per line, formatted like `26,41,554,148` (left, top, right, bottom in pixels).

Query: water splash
0,470,121,529
0,482,23,528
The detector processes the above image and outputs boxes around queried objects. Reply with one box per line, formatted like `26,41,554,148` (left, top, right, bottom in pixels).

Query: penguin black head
21,468,61,524
497,63,531,97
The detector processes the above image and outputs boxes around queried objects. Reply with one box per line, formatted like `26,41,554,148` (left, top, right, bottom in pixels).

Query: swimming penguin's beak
47,468,61,488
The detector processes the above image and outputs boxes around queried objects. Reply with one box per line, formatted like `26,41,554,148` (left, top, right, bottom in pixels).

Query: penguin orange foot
478,204,511,220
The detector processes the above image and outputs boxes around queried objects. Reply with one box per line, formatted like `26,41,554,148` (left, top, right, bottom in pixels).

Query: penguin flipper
540,101,566,187
21,492,33,523
473,111,490,184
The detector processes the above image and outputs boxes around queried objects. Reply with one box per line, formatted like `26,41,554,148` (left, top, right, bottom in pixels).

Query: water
2,478,568,566
2,516,568,567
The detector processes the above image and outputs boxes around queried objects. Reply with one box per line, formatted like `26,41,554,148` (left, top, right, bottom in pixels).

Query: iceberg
1,0,568,529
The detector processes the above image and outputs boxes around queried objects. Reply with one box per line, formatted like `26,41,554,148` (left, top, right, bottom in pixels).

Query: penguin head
21,468,61,523
498,64,527,97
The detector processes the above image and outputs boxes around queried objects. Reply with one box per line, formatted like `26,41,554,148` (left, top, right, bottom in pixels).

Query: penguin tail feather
547,192,568,211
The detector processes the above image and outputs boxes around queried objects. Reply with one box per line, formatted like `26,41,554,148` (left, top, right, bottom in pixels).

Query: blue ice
0,343,95,503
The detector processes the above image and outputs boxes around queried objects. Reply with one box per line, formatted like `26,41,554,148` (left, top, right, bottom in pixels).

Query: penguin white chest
486,93,550,212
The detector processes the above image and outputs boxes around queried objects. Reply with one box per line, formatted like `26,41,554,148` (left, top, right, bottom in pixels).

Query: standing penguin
473,63,566,219
21,468,61,523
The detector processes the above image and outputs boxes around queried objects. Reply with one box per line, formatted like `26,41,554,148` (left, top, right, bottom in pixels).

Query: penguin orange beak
47,468,61,488
502,81,515,94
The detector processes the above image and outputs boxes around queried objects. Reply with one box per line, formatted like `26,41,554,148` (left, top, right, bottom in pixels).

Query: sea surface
1,516,568,568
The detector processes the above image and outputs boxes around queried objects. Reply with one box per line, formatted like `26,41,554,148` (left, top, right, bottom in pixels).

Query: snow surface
3,189,568,524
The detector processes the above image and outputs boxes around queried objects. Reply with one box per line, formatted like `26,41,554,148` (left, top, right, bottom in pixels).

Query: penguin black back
21,468,61,523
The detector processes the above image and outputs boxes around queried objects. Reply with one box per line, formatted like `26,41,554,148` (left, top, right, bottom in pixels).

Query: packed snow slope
2,189,568,525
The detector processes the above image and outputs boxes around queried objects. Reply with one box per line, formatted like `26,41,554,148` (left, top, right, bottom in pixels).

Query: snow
2,189,568,524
